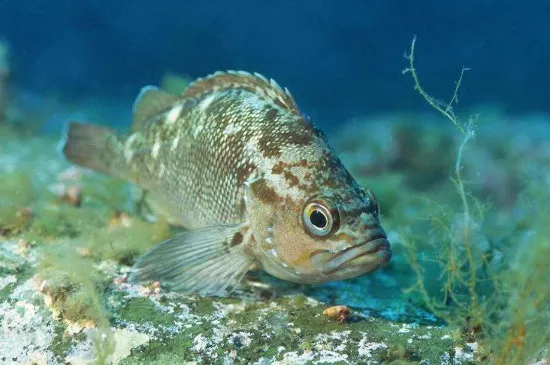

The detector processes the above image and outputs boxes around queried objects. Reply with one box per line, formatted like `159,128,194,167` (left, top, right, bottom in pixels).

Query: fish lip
320,228,391,273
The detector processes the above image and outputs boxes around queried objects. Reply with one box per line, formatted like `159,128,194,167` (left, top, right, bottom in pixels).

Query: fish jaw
310,227,391,280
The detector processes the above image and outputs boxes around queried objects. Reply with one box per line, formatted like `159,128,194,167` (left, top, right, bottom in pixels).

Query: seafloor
1,98,549,364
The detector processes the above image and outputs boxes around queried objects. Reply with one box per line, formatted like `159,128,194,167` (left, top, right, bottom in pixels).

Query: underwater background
0,1,549,364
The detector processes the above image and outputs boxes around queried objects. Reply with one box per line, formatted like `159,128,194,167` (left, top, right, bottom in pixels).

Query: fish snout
311,224,391,275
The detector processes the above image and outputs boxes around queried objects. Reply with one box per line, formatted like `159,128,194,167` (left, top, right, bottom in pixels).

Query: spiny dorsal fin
182,70,300,114
132,86,179,132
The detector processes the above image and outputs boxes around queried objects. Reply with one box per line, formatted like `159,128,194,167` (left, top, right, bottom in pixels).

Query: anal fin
129,224,253,296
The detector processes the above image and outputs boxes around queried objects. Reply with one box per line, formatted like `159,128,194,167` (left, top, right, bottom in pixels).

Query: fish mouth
312,227,391,274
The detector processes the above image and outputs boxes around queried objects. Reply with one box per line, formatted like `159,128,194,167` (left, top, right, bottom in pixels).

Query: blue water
1,0,549,132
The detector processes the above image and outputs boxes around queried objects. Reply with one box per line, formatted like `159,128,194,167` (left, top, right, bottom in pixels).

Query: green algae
24,204,88,241
34,210,170,323
115,295,469,364
0,172,35,236
78,174,135,214
37,249,111,323
402,38,550,364
117,297,175,327
485,186,550,364
0,263,32,301
50,322,82,362
119,327,209,364
80,217,170,266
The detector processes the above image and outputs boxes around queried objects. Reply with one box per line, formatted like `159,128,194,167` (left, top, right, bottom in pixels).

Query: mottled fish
62,71,391,295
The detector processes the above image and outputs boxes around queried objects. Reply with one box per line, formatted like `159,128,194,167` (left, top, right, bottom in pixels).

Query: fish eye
302,198,339,237
310,210,327,229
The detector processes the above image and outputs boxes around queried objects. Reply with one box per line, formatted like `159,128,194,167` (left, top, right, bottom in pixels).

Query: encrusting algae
62,71,391,296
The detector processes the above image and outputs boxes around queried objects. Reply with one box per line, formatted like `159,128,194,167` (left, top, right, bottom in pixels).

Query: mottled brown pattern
283,171,299,187
271,161,285,175
249,179,282,205
230,232,244,247
236,161,257,186
271,159,315,175
264,106,279,121
257,140,282,158
298,181,319,196
279,120,316,146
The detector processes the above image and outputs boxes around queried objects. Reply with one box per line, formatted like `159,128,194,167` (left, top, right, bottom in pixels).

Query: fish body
63,71,391,295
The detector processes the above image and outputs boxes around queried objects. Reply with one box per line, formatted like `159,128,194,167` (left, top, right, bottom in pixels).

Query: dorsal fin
132,86,179,131
182,70,300,114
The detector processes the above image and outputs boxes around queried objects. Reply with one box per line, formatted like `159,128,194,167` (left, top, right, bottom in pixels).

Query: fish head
245,175,392,284
304,188,392,281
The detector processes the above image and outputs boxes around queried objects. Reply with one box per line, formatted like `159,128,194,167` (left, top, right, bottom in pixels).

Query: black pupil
310,210,327,229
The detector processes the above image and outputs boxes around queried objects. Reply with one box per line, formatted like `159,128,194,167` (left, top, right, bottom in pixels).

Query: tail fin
62,122,123,176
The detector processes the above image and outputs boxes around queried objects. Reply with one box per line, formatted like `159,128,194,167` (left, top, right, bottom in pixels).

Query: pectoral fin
129,223,253,296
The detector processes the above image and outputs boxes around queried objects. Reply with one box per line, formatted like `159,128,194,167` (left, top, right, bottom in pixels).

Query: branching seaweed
403,36,470,136
402,37,550,364
402,36,485,326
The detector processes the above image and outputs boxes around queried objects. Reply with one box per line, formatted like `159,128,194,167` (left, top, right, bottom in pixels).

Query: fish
62,71,391,296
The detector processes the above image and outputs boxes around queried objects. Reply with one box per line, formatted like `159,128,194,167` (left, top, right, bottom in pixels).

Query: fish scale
120,90,255,227
62,70,391,295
